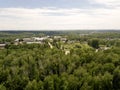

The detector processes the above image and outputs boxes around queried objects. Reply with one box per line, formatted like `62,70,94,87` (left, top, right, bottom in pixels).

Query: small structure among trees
0,43,6,49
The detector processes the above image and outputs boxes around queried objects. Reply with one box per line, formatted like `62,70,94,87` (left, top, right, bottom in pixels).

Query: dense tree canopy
0,42,119,90
0,31,120,90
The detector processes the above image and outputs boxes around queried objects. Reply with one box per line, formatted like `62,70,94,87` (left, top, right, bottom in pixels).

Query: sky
0,0,120,30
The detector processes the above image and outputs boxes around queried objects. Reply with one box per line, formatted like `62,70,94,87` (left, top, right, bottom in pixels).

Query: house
23,38,33,42
14,38,23,45
99,46,110,51
14,38,20,42
60,38,67,43
0,44,6,49
95,46,111,52
32,36,49,41
54,36,61,40
32,37,42,41
23,37,45,44
79,34,89,36
26,42,42,44
16,36,51,45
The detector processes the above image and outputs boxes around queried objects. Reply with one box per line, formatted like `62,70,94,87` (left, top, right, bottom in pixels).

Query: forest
0,30,120,90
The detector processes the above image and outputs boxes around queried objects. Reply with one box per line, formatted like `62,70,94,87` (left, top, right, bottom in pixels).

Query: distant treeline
0,30,120,36
0,30,120,43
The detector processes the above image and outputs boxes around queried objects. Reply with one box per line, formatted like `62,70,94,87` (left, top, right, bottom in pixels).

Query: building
23,38,33,42
0,44,6,49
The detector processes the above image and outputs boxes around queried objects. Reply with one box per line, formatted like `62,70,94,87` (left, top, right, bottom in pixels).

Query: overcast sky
0,0,120,30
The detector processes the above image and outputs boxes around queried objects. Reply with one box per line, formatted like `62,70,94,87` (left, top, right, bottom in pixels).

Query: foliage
0,31,120,90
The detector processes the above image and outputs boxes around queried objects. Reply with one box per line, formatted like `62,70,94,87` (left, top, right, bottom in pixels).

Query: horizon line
0,29,120,31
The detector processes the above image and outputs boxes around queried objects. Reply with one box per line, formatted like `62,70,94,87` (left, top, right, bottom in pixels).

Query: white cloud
0,7,120,30
91,0,120,7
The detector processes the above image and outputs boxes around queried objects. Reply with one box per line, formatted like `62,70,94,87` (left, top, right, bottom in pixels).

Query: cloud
0,8,85,17
91,0,120,8
0,7,120,30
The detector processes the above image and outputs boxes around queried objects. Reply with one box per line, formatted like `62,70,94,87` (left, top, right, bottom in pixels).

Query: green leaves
0,42,120,90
